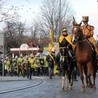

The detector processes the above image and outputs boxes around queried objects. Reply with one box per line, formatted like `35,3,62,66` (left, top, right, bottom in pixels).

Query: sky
0,0,98,38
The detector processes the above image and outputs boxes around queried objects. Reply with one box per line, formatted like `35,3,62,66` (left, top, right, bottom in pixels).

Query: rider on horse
81,16,98,59
59,27,77,89
59,27,74,62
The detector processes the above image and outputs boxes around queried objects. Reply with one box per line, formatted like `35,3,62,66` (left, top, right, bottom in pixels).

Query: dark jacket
46,54,54,68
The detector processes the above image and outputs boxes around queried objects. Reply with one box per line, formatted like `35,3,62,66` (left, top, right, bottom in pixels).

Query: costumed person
34,54,40,76
4,57,10,76
17,54,23,76
46,50,55,79
81,16,98,58
29,54,36,76
39,56,45,76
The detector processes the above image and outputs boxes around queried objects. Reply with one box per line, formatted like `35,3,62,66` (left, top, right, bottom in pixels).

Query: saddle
86,39,95,52
86,39,97,59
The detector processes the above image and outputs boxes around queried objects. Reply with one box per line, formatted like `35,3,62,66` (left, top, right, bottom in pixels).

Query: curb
0,76,31,82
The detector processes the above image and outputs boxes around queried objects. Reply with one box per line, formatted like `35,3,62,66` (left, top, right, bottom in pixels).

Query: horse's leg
62,71,69,90
61,63,66,90
65,73,69,90
92,60,97,89
92,72,96,89
67,68,73,90
83,65,89,87
61,76,65,90
49,67,52,79
69,72,73,90
77,63,85,91
92,63,97,89
71,72,74,86
87,62,93,88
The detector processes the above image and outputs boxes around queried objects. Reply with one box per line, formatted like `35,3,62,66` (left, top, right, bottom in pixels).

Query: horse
72,24,97,91
59,45,76,90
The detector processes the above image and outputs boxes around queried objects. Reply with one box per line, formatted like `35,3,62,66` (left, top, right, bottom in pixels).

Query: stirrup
96,54,98,60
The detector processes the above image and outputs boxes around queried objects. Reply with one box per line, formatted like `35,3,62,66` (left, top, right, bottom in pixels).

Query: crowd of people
3,54,46,77
3,52,60,79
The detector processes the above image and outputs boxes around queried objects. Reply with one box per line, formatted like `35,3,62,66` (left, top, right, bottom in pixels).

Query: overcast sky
1,0,98,38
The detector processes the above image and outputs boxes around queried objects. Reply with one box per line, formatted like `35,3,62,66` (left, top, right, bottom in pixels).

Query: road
0,75,98,98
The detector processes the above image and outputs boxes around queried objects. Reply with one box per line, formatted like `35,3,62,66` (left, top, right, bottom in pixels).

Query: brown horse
72,24,97,92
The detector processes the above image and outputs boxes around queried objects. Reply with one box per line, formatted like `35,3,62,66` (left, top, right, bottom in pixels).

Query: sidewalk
0,75,61,82
0,76,30,82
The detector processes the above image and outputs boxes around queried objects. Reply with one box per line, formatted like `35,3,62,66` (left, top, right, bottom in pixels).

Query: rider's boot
96,54,98,59
91,44,98,60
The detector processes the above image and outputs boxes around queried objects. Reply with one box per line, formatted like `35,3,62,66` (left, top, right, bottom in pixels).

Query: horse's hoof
90,85,93,88
62,86,64,91
93,86,96,90
74,79,78,82
68,86,72,90
81,88,85,92
71,82,73,86
65,86,69,90
86,85,89,88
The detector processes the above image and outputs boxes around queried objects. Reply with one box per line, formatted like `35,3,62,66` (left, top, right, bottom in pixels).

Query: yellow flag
48,43,53,52
49,27,53,42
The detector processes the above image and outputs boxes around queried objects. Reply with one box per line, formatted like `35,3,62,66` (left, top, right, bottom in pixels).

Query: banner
0,33,4,46
49,27,53,42
48,42,53,52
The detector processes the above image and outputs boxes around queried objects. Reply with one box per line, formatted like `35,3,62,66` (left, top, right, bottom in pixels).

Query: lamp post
96,0,98,44
2,33,4,76
0,32,4,76
58,0,61,36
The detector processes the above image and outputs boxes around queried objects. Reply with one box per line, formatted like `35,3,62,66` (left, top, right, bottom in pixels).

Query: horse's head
72,23,83,44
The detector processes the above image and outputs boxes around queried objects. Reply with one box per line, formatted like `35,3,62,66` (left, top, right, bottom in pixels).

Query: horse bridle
72,27,85,44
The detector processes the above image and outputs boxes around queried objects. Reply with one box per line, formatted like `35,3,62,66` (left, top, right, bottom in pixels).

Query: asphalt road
0,75,98,98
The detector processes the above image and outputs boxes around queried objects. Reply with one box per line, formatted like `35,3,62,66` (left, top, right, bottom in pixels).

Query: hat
62,28,67,32
82,16,89,22
20,54,23,57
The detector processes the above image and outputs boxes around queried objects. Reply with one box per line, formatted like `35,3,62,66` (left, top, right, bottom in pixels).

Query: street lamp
0,32,5,76
58,0,61,36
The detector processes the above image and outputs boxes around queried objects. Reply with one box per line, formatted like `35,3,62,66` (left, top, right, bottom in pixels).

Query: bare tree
30,21,39,38
33,0,74,42
3,20,27,53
